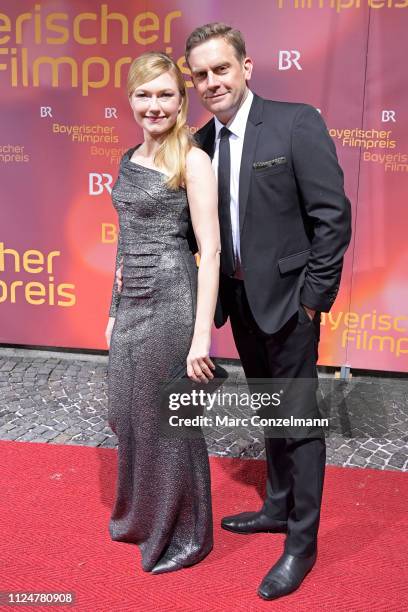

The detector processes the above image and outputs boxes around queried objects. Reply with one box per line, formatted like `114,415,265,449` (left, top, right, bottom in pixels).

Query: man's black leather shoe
221,511,287,534
257,551,317,600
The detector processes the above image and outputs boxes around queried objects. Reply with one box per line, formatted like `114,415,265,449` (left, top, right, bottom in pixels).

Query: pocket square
253,156,287,169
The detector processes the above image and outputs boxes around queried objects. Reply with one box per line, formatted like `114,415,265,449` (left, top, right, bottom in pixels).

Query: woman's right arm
105,226,123,348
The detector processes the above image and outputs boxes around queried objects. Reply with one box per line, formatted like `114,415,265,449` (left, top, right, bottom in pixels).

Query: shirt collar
214,89,254,140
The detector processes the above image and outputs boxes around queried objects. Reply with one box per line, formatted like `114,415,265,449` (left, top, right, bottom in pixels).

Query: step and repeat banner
1,1,407,372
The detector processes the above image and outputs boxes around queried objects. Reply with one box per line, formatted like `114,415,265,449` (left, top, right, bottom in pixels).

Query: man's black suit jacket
190,92,352,335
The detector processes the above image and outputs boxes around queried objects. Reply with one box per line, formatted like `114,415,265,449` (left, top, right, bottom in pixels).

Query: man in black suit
185,23,352,600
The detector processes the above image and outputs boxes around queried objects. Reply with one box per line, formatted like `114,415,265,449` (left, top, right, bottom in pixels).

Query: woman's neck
139,133,166,159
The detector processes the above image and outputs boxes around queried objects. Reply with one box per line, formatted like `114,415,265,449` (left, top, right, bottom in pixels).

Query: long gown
107,145,213,572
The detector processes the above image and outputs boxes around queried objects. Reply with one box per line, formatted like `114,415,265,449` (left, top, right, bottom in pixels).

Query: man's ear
243,57,253,81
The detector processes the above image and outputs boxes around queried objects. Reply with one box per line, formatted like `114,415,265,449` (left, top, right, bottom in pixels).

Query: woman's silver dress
107,146,213,571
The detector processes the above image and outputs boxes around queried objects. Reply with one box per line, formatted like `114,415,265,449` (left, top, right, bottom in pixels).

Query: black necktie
218,127,235,276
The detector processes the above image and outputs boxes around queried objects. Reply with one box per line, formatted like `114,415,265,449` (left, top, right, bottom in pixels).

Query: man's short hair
185,22,247,64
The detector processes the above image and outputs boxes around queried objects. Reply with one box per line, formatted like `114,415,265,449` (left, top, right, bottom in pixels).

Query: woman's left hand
187,334,216,383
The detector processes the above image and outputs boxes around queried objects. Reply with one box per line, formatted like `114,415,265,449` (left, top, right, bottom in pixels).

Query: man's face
188,37,253,124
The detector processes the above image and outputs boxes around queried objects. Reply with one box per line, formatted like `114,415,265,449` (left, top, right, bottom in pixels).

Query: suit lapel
239,94,264,233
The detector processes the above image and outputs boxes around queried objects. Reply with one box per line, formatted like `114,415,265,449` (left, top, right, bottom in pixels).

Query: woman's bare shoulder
186,146,211,170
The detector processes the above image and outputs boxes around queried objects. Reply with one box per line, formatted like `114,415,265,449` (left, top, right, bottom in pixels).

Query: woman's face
129,70,183,138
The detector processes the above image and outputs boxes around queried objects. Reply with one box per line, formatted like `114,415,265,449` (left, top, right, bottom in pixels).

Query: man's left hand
302,305,316,321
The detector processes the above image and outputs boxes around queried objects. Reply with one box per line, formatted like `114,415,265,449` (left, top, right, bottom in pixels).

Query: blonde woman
105,52,220,574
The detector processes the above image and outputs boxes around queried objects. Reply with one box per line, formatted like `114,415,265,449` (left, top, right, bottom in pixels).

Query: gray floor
0,348,407,472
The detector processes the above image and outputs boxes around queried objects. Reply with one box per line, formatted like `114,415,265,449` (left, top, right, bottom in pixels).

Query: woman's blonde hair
127,52,194,190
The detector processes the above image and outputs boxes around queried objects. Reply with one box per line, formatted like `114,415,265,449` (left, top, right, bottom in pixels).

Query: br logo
89,173,113,195
278,50,302,71
381,110,396,122
105,108,118,118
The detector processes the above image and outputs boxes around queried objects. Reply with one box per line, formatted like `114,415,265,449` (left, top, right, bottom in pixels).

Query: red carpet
1,440,407,611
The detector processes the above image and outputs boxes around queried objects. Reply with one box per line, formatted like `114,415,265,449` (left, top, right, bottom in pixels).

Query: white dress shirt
212,89,254,271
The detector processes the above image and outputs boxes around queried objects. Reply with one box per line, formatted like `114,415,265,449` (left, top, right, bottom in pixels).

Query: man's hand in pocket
302,304,316,321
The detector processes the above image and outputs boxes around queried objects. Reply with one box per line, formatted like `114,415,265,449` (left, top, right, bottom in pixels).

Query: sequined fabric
107,146,213,571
